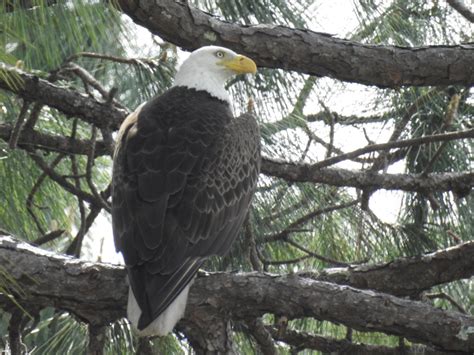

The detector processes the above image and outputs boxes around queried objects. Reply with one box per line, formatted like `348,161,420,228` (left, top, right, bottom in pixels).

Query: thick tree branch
116,0,474,87
0,64,127,130
1,235,474,352
189,273,473,352
261,158,473,196
266,326,466,355
0,123,110,157
299,241,474,297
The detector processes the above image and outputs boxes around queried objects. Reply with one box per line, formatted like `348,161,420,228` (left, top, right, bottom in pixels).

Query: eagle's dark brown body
112,86,260,329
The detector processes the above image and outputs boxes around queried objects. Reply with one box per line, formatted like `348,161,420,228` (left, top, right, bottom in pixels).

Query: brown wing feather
112,87,260,329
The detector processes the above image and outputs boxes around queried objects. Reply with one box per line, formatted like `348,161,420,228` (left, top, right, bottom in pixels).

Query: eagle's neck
172,63,231,104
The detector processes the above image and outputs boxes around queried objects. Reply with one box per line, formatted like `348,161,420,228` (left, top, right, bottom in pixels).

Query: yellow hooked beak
220,54,257,74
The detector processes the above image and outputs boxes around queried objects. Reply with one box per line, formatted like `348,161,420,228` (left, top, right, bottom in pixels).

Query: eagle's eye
215,51,225,58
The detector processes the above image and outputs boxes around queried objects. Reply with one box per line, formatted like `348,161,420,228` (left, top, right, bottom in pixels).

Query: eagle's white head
173,46,257,103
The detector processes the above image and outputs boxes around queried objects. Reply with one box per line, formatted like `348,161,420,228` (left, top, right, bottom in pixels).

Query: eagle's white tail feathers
127,284,191,337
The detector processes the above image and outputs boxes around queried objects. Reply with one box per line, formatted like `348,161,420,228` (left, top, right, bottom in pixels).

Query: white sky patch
82,211,123,263
307,1,359,36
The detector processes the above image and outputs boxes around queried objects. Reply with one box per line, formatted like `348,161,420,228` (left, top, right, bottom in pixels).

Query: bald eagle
112,46,261,336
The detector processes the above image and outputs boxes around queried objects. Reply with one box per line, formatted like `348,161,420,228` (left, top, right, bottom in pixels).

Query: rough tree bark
0,63,127,130
262,158,474,195
115,0,474,87
1,234,474,353
1,64,472,197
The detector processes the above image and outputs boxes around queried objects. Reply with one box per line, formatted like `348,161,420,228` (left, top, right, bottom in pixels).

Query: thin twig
61,173,88,179
426,292,467,314
8,100,30,149
64,51,162,69
306,111,391,125
318,100,336,159
67,119,87,257
291,76,317,116
298,136,313,163
63,63,125,109
31,230,65,246
27,150,101,206
86,126,111,212
26,153,65,234
66,205,102,256
304,125,376,163
309,128,473,170
262,200,360,244
369,88,441,172
284,237,356,267
244,216,263,272
65,63,109,99
261,198,311,224
23,103,43,131
423,141,449,175
260,254,312,266
422,93,460,176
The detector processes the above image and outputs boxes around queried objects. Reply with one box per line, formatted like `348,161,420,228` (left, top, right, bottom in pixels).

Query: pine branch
262,159,473,196
298,240,474,297
1,235,474,352
0,123,110,157
266,326,466,355
115,0,474,87
27,150,102,207
309,128,473,170
0,63,128,130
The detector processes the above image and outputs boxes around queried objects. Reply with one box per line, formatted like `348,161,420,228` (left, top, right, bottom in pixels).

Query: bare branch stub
88,324,106,355
425,292,467,314
246,318,278,355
